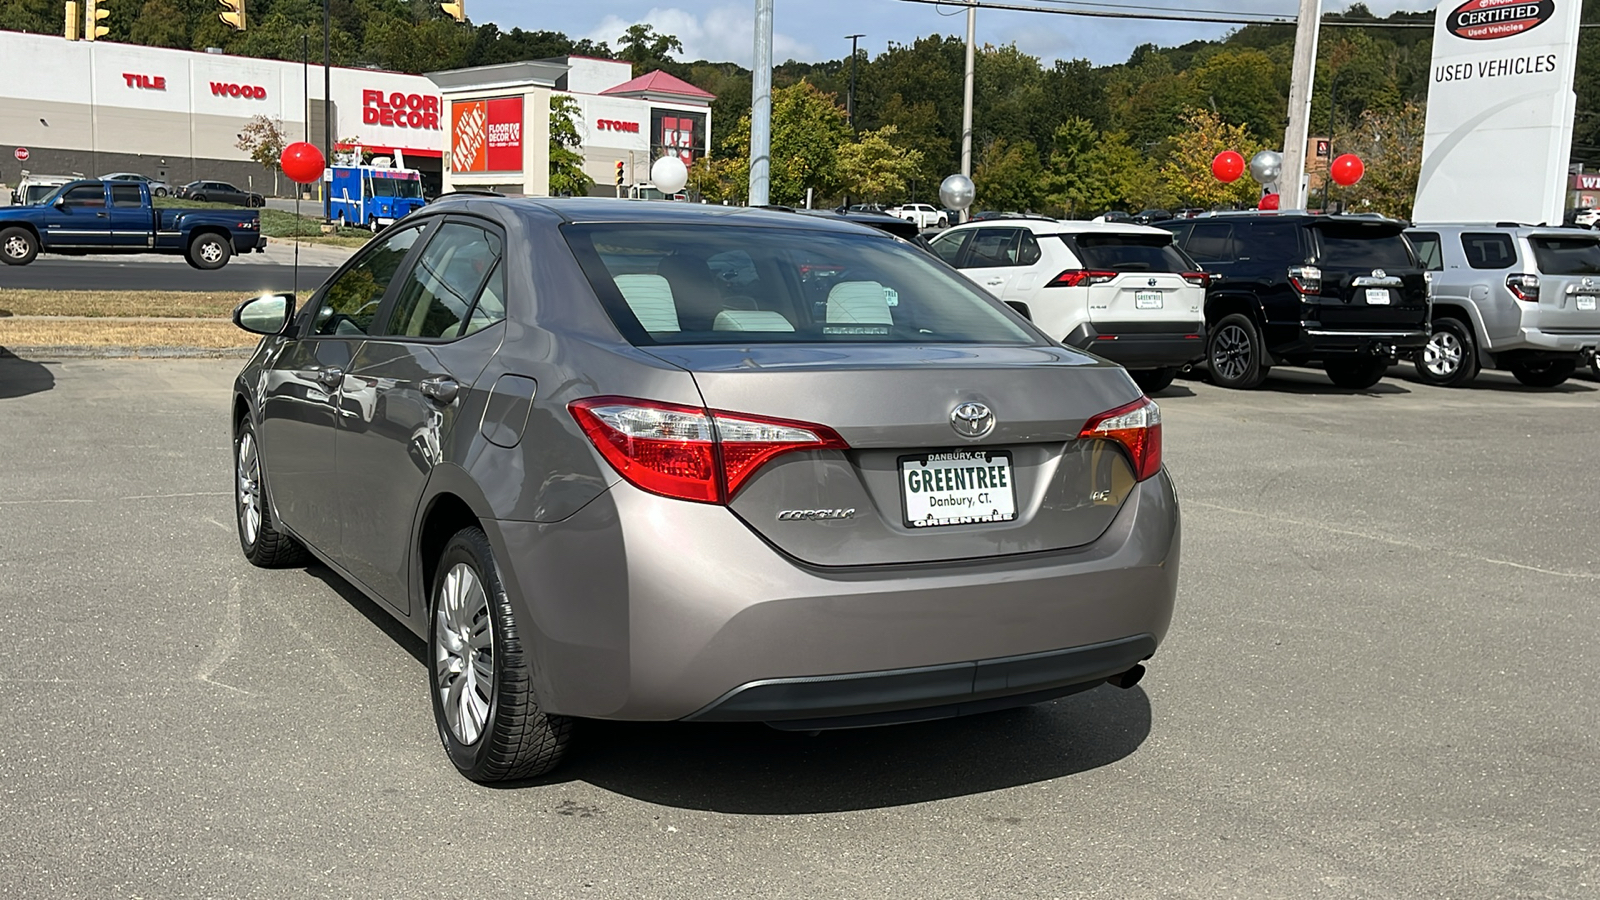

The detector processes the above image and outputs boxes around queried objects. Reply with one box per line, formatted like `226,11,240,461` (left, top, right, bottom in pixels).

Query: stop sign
13,147,27,162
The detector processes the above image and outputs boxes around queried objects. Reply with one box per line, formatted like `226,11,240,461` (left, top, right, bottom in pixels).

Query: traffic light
217,0,246,31
64,1,80,40
439,1,464,23
615,160,625,186
84,0,108,41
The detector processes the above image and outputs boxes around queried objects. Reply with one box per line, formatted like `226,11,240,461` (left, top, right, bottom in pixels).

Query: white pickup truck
887,202,947,230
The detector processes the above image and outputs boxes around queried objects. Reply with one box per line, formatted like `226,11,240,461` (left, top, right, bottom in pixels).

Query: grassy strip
0,289,242,318
0,317,255,348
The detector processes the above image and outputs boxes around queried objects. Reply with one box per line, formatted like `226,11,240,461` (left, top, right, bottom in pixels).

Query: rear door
1311,220,1428,330
106,183,152,248
1526,233,1600,333
1180,221,1239,284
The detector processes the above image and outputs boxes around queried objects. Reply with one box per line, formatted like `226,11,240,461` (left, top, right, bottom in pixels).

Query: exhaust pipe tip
1106,664,1146,690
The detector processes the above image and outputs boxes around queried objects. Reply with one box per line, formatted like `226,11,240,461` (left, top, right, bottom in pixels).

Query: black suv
1158,213,1430,389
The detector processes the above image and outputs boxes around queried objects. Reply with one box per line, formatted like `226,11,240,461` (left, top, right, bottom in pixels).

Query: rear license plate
1578,295,1597,311
900,450,1017,528
1365,288,1391,305
1135,291,1164,310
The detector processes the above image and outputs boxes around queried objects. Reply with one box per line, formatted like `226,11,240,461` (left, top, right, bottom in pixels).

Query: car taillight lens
1080,396,1162,482
569,397,848,504
1288,265,1322,295
1048,270,1119,288
1507,273,1540,301
1182,271,1210,288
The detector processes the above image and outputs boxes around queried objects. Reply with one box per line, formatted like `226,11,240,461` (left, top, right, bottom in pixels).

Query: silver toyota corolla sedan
229,197,1181,783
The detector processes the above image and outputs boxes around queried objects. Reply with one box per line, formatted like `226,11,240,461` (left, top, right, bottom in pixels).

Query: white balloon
650,156,689,195
939,173,976,211
1249,150,1283,186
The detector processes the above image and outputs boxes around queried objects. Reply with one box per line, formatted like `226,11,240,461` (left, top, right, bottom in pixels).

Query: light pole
960,0,975,221
845,33,864,131
749,0,774,206
323,0,332,221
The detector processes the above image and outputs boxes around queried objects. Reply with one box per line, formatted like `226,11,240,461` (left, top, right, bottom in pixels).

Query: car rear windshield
1315,224,1415,269
1530,236,1600,274
563,223,1039,346
1062,233,1197,272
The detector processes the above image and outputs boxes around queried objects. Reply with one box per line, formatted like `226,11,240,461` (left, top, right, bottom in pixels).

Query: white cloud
584,6,814,67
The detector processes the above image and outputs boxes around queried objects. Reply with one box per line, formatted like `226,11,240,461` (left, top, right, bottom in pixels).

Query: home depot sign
452,97,523,173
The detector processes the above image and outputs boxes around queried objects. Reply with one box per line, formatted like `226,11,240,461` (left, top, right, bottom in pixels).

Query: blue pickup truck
0,179,264,270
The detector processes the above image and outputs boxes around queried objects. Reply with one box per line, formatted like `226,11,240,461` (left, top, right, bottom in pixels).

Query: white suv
890,203,947,230
927,219,1208,392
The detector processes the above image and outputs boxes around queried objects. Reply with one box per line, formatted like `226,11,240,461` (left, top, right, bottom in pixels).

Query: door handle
420,377,459,405
315,366,344,387
96,212,108,218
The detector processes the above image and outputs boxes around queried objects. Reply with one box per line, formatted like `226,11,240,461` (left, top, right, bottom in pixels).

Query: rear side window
1408,232,1443,271
1460,232,1517,269
1063,232,1196,272
110,184,142,208
563,223,1037,346
1185,223,1235,263
381,222,502,339
1316,225,1416,269
1530,236,1600,274
1240,221,1304,261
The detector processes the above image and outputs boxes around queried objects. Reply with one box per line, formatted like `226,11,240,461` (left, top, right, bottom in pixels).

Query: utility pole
749,0,774,206
960,0,975,220
1280,0,1320,210
845,34,864,130
323,0,332,220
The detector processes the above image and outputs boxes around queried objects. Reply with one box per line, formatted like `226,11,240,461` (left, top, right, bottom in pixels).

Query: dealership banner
451,97,523,173
1414,0,1583,225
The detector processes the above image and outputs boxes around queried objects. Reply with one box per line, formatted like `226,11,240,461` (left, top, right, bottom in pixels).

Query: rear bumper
1508,328,1600,354
1271,326,1429,360
1065,322,1206,369
488,469,1181,723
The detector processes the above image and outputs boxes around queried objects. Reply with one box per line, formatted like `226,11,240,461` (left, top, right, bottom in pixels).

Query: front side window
1460,233,1517,269
965,228,1023,267
564,224,1037,346
63,185,105,208
312,223,424,336
1530,236,1600,274
381,223,502,339
928,230,970,266
1408,232,1443,271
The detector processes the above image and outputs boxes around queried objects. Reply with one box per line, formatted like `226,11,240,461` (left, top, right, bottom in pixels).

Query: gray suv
228,197,1181,782
1406,225,1600,387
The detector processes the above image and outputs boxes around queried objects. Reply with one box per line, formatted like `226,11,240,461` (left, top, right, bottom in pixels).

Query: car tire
192,194,207,203
1325,357,1390,390
937,217,948,228
430,526,572,783
154,188,168,198
1509,358,1576,388
1131,367,1178,394
1414,317,1479,387
0,227,39,266
1206,313,1270,389
188,233,232,270
234,418,311,568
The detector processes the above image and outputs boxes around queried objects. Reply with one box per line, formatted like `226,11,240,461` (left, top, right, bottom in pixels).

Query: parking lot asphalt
1,356,1596,898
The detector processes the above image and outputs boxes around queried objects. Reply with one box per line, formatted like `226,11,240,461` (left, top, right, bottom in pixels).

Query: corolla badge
777,509,856,521
950,402,996,439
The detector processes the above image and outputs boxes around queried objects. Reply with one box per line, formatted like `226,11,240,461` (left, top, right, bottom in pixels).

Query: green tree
127,0,186,48
974,138,1045,213
836,125,924,201
1329,101,1425,219
1159,109,1263,210
718,82,851,206
549,94,592,196
616,24,682,71
1046,120,1155,217
235,114,287,196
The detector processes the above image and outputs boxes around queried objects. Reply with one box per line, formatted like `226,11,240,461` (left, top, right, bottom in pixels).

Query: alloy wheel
434,563,494,746
235,430,262,547
1211,323,1251,382
1422,331,1463,377
3,235,27,259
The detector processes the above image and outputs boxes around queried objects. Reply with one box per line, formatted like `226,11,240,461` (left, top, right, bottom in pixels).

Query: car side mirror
53,196,66,210
233,292,296,336
1004,300,1033,321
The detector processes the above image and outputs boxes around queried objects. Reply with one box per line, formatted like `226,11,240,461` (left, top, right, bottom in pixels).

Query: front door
40,183,113,249
335,219,506,611
959,227,1027,298
255,221,427,557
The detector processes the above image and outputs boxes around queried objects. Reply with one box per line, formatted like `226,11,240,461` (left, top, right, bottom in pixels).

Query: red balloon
280,141,326,185
1258,193,1281,211
1330,153,1365,187
1212,150,1246,183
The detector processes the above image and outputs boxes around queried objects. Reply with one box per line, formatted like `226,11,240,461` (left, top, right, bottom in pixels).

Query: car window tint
1017,231,1043,266
1243,221,1303,261
1316,225,1415,269
463,263,506,336
63,184,105,208
313,224,424,336
1460,232,1517,270
928,230,969,266
1408,232,1443,271
1065,233,1196,272
1529,236,1600,275
1185,223,1235,262
564,223,1037,346
381,223,501,339
110,184,143,208
966,229,1022,267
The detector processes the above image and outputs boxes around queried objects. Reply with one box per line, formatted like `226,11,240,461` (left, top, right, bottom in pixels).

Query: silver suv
1406,225,1600,387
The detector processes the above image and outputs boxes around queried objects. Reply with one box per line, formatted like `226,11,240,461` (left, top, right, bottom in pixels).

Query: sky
481,1,1442,68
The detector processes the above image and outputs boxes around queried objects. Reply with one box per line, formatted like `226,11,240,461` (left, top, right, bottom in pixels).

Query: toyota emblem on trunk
1372,269,1387,279
951,402,995,438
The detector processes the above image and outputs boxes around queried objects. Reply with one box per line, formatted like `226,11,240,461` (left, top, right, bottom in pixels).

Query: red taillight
569,397,848,504
1182,271,1210,288
1288,265,1322,295
1048,269,1119,288
1079,396,1162,482
1507,273,1540,302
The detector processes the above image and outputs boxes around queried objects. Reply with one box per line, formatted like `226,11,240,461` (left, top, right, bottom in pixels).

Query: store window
650,108,708,167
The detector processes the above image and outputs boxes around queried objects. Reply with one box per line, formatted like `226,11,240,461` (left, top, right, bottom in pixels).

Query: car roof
436,196,898,238
1406,223,1596,238
944,218,1175,238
